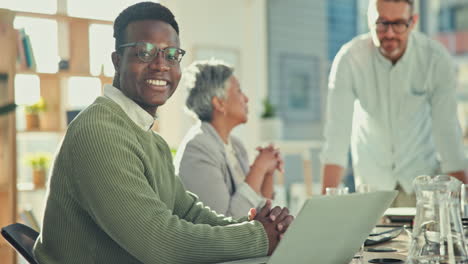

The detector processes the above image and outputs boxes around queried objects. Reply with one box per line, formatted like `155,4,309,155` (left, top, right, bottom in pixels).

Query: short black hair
113,2,179,52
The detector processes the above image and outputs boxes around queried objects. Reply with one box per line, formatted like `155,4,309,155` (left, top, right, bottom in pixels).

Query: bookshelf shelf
17,182,46,192
0,244,13,264
17,129,65,133
0,184,9,193
0,244,11,256
17,70,113,78
0,8,17,264
1,7,114,264
16,11,113,25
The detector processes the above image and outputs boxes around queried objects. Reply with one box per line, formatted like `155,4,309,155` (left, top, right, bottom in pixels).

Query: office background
1,0,468,262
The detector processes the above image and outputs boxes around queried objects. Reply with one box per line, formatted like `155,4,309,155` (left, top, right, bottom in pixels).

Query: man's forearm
321,164,345,194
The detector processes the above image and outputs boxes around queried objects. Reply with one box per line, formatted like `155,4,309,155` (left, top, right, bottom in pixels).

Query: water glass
461,184,468,219
461,184,468,239
325,187,349,196
357,183,373,194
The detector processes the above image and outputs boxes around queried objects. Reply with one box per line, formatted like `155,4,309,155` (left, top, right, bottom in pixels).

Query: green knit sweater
33,97,268,264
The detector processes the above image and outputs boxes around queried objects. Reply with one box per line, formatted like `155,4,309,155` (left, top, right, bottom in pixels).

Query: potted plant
261,98,276,119
259,98,282,141
25,152,51,188
25,97,46,130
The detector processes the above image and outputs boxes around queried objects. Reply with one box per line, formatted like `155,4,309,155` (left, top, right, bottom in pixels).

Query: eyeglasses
375,17,413,34
118,42,186,65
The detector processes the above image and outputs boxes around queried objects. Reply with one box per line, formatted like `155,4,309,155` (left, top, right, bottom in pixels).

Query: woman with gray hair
174,60,283,218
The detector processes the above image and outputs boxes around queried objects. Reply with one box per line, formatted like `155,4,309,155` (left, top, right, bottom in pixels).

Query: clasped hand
248,200,294,256
254,144,284,175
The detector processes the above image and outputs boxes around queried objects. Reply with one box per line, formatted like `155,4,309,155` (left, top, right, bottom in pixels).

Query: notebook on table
384,207,416,224
218,191,398,264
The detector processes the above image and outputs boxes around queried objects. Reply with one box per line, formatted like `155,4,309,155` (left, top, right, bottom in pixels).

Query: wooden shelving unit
0,8,19,264
0,7,114,264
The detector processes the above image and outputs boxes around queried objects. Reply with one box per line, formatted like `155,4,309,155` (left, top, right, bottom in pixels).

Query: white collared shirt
321,31,467,193
224,140,247,183
223,136,266,210
103,84,156,131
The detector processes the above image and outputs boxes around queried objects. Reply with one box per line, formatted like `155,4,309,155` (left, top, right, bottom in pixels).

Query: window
279,54,321,122
15,74,41,131
455,5,468,31
67,77,102,110
89,24,114,77
67,0,149,21
16,133,61,185
15,74,41,105
438,7,456,32
327,0,357,61
14,17,59,73
1,0,56,14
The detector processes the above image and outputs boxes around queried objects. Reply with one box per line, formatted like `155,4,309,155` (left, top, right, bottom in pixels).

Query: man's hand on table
249,200,295,255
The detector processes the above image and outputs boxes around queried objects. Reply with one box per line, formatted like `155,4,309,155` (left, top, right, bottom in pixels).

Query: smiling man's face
369,0,417,63
112,20,182,116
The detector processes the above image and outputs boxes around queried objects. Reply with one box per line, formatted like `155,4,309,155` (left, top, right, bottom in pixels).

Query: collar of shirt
223,138,245,183
103,84,156,131
224,138,233,153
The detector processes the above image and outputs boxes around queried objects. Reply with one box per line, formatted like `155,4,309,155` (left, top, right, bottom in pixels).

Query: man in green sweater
33,2,293,264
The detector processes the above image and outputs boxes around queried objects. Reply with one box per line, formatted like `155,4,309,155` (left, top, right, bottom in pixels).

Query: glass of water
461,184,468,240
325,187,349,196
461,184,468,219
357,183,373,194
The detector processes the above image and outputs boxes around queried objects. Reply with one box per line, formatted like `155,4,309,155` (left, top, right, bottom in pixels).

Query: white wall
158,0,268,155
267,0,328,140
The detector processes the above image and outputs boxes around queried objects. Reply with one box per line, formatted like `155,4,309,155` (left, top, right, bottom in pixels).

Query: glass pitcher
407,175,468,264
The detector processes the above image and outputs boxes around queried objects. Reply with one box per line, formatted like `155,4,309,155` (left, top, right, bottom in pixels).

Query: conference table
220,227,410,264
359,230,409,263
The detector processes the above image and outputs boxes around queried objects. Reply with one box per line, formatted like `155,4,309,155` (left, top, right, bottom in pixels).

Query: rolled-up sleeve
430,51,468,173
321,49,356,167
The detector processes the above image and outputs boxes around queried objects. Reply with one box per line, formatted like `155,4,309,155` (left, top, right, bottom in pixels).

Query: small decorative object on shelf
261,97,276,119
25,152,51,189
24,97,46,130
58,59,69,71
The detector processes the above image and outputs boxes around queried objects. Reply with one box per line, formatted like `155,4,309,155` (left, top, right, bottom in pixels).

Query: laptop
218,191,398,264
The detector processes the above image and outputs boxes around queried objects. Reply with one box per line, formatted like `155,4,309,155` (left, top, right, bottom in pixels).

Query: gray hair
184,60,234,122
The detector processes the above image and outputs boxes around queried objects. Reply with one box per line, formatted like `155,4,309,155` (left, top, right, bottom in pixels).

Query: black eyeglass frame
375,17,413,34
118,42,186,64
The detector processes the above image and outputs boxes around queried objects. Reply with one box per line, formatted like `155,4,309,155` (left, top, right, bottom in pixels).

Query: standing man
321,0,467,206
33,2,292,264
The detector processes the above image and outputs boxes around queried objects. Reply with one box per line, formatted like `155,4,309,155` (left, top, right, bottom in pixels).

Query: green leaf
25,98,47,114
261,98,276,119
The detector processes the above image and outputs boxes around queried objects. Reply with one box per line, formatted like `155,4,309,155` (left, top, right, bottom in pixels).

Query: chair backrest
1,223,39,264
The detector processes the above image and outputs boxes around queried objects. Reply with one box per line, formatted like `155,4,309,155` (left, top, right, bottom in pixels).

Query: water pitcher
407,175,468,264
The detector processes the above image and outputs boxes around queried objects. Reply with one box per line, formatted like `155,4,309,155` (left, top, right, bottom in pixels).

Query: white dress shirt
103,84,156,131
321,31,467,193
225,140,247,182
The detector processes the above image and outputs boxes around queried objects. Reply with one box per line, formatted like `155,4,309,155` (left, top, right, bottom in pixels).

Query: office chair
1,223,39,264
